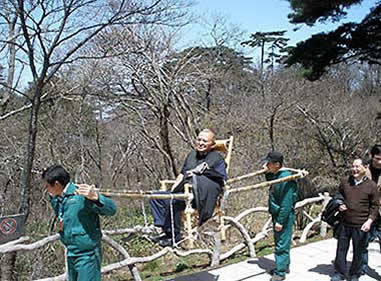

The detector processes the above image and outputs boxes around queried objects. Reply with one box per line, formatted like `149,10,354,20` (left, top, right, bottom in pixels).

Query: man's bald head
195,129,216,154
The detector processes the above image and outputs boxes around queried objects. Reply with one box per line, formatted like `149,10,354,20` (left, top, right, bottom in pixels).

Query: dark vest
182,150,224,173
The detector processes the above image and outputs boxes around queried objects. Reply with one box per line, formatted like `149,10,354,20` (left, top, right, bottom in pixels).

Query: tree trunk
0,13,17,115
160,104,177,178
7,86,42,281
19,86,42,216
260,41,264,75
268,104,281,151
206,79,212,112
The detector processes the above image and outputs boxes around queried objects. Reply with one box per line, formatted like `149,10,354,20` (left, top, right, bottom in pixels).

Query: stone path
169,238,381,281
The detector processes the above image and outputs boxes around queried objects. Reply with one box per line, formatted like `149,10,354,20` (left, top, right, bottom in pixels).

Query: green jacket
50,182,117,256
267,169,298,226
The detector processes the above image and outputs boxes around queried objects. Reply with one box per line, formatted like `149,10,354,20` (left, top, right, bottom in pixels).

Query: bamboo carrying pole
93,167,308,249
226,169,309,194
226,169,267,184
96,189,193,201
96,168,308,199
219,168,308,241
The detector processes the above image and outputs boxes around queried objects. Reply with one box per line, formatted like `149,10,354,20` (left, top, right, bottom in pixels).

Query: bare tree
0,0,193,279
71,26,210,180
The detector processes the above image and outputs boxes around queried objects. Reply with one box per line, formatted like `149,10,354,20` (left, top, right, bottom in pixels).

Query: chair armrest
160,180,176,191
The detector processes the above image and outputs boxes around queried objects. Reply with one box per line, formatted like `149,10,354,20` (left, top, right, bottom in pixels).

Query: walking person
331,158,379,281
361,144,381,275
42,164,117,281
262,151,298,281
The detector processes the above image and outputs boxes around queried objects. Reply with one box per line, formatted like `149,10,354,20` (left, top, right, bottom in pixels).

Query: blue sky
189,0,375,46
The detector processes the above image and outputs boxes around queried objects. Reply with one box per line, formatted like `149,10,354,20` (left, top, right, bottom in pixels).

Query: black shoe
348,275,359,281
149,233,167,243
270,274,285,281
361,265,376,275
270,268,290,275
362,265,369,275
361,266,380,279
158,236,181,247
330,273,345,281
158,238,174,247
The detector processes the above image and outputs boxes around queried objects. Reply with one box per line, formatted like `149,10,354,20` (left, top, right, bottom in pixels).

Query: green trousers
273,212,294,277
67,248,102,281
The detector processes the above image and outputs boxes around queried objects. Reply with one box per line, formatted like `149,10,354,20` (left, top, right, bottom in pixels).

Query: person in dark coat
361,144,381,275
149,129,227,247
369,144,381,186
331,158,379,281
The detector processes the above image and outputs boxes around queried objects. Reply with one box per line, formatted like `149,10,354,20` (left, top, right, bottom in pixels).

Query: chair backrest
213,136,234,175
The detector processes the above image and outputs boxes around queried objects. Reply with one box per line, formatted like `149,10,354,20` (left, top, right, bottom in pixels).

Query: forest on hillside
0,0,380,279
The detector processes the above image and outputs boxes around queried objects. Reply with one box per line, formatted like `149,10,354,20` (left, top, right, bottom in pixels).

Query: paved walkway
170,238,381,281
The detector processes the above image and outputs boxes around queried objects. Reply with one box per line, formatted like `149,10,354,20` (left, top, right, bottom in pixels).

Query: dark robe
150,149,227,237
175,150,226,224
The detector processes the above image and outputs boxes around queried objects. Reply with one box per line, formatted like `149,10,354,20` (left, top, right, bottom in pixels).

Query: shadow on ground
363,266,381,280
170,257,276,281
247,257,275,274
308,263,335,277
309,262,381,280
167,271,219,281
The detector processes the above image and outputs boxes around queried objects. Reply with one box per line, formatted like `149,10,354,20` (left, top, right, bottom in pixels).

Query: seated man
149,128,227,247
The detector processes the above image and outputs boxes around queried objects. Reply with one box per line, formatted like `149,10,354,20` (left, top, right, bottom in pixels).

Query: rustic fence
0,171,332,281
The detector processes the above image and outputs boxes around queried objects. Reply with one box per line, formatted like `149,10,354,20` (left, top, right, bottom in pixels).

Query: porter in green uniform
262,152,298,281
42,165,117,281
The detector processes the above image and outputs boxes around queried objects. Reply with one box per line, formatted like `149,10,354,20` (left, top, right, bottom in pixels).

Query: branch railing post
1,168,326,280
1,193,328,281
320,192,331,237
184,183,195,248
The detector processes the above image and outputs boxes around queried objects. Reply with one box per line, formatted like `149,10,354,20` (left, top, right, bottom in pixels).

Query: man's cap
261,151,284,164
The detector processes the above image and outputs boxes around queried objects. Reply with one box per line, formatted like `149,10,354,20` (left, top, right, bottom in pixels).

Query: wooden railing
0,173,332,281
